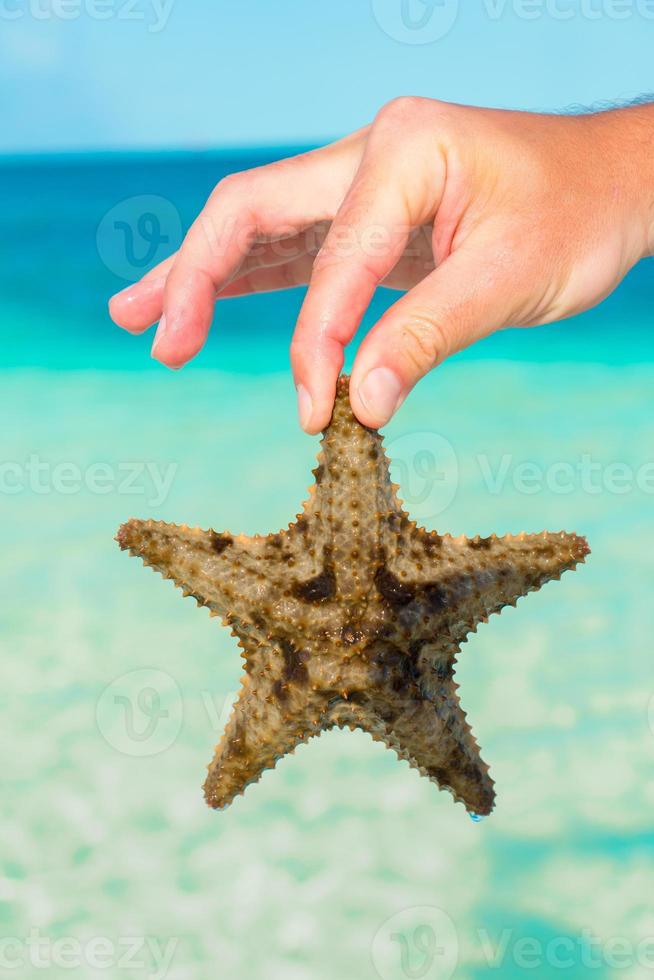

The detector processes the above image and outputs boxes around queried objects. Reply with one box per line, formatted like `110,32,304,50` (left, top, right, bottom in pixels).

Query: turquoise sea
2,151,654,979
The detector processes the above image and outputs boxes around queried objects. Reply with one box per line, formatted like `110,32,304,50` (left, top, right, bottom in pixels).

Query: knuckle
210,172,241,199
209,168,260,205
376,95,430,124
399,311,449,374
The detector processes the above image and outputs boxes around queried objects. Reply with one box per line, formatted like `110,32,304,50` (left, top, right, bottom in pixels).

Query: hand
109,98,654,432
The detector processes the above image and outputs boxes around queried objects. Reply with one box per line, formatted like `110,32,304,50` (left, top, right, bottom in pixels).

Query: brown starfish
117,375,588,817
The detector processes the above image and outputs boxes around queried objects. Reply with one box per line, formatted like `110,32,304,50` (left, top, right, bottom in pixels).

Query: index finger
152,136,366,369
291,122,442,432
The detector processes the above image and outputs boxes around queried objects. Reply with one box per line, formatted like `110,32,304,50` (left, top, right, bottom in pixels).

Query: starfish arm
299,376,407,602
360,691,495,816
470,529,590,612
117,518,293,630
381,529,589,645
117,516,363,641
203,659,323,809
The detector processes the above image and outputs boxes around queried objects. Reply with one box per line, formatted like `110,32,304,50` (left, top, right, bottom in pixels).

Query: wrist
592,104,654,259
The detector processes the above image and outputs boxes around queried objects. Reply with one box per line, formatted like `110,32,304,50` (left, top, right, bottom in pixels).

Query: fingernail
151,314,167,360
357,367,403,426
296,384,313,431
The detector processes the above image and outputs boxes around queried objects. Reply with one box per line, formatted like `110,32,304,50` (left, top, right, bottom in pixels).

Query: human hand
109,98,654,432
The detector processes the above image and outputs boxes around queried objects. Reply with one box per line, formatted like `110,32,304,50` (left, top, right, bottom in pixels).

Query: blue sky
1,0,653,152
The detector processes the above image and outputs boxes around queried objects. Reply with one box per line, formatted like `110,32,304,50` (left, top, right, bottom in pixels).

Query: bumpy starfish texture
117,375,588,816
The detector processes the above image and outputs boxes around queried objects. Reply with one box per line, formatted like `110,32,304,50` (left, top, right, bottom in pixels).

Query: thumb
350,243,517,427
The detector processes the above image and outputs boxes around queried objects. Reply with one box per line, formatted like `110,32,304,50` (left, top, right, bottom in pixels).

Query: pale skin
109,98,654,432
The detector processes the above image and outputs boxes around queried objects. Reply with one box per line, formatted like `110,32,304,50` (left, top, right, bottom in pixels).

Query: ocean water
1,152,654,980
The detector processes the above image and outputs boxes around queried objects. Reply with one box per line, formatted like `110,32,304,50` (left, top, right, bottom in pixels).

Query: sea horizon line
0,142,328,169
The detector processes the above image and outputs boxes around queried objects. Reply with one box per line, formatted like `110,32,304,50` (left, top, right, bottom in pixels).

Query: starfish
117,376,588,817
